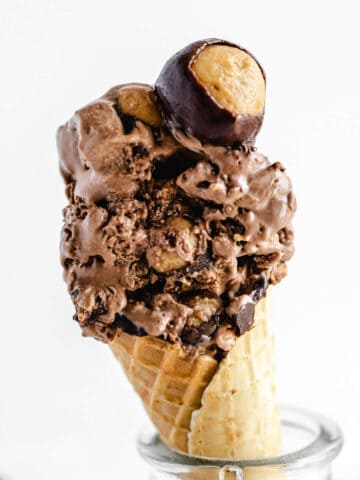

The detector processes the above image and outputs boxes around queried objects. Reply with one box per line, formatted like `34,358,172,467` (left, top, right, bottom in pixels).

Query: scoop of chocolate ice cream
58,54,295,355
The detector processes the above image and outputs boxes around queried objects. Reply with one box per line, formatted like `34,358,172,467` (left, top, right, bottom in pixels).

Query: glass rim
137,405,343,473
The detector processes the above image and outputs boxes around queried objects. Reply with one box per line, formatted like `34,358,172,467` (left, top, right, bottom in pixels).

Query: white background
1,0,359,478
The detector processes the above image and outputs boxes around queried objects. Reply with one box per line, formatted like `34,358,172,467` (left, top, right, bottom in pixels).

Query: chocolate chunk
113,314,147,337
181,316,219,345
152,150,203,180
235,303,255,335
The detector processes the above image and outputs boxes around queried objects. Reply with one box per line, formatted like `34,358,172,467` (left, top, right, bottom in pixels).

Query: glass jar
138,406,343,480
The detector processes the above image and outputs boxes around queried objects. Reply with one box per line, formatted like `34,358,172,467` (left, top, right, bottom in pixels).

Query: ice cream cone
109,324,218,453
58,38,296,480
109,291,281,458
188,290,281,459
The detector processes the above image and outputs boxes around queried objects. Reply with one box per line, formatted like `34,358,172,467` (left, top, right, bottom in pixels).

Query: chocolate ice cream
58,41,296,358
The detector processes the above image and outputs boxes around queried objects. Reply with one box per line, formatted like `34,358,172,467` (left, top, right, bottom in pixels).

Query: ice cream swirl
58,83,295,356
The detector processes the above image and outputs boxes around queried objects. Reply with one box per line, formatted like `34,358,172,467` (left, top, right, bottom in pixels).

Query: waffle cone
109,327,218,452
188,291,281,459
109,291,281,460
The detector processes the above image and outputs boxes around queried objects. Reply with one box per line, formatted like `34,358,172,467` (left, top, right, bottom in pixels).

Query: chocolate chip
114,314,147,337
152,150,202,180
235,303,255,335
181,316,218,345
118,113,136,134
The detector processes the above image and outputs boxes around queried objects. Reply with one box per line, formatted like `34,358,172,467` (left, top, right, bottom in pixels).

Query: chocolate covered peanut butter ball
156,38,265,146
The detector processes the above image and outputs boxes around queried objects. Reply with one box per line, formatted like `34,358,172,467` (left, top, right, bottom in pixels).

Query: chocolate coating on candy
155,38,266,146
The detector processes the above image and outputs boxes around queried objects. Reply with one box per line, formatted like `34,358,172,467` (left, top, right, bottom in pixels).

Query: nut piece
155,38,265,146
150,250,188,273
147,217,198,273
190,45,265,116
167,217,192,229
186,296,220,327
117,84,162,127
215,324,237,351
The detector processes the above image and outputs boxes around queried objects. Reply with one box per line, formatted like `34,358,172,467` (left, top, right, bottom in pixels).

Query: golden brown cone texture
109,328,218,452
188,292,281,459
109,292,281,463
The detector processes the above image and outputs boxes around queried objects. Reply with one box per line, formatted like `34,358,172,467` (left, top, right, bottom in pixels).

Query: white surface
0,0,359,478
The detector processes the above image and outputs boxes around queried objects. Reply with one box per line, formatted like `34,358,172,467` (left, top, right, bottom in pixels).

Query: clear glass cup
138,406,343,480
